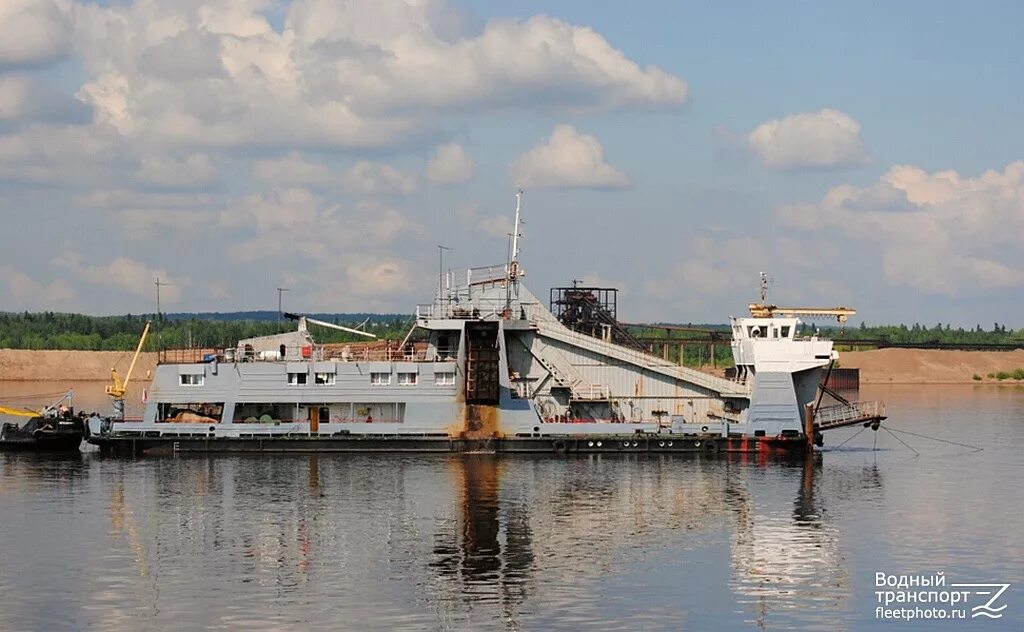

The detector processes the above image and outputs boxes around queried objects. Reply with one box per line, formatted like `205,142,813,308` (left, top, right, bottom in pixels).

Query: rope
829,425,868,450
882,427,919,457
884,426,984,452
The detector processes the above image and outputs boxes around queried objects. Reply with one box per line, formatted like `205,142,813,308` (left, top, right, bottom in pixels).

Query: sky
1,1,1022,327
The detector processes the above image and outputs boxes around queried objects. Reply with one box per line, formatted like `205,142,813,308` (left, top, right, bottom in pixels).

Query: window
179,374,204,386
370,372,391,385
397,372,417,385
435,372,455,386
314,372,336,385
288,372,308,385
780,326,791,338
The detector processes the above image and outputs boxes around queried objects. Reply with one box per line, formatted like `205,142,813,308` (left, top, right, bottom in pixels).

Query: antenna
276,287,290,325
155,277,173,351
508,189,524,281
437,245,451,302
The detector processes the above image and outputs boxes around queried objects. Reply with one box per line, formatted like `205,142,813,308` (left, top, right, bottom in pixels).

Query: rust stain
448,403,503,439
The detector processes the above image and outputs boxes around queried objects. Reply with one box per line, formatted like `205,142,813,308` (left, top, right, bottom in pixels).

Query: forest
0,312,410,351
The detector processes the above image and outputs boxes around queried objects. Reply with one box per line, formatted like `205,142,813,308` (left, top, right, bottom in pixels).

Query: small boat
0,390,84,452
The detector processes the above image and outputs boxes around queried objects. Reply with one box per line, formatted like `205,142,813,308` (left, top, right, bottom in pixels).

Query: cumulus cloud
31,0,687,153
0,0,72,67
51,251,186,304
747,108,869,170
779,161,1024,295
341,161,416,196
508,125,630,189
426,143,474,185
0,266,77,310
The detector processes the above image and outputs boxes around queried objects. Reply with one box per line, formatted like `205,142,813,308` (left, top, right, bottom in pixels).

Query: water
0,384,1021,631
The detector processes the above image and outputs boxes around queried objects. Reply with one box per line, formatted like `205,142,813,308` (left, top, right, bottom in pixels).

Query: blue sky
0,1,1021,327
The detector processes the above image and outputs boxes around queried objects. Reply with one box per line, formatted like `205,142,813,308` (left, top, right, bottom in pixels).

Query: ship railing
572,384,611,400
814,400,886,429
158,348,218,364
321,346,458,363
159,344,458,365
416,297,523,321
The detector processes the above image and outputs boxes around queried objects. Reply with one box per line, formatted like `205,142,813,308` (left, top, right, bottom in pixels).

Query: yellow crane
105,321,151,418
748,273,856,323
0,405,39,418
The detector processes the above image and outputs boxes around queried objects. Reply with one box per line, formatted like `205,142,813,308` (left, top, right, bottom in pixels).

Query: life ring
552,439,569,455
702,440,721,455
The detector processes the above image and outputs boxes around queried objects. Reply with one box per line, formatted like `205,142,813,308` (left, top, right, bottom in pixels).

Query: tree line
0,312,411,351
0,312,1019,353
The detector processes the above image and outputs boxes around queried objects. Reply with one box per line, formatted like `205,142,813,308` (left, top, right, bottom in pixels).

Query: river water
0,384,1021,631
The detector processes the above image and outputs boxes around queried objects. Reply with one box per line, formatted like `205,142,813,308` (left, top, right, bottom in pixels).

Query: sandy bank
841,348,1024,384
0,349,158,382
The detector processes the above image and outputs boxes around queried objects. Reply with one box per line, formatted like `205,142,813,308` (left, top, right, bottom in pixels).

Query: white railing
815,401,885,428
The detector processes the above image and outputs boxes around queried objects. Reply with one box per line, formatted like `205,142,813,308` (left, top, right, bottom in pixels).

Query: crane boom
303,316,377,339
747,304,856,323
106,321,151,399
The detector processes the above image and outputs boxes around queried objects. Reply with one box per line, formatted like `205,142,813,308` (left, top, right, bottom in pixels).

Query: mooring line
830,425,868,450
881,427,919,457
884,427,984,452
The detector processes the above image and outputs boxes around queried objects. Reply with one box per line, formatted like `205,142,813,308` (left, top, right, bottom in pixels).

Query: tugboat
0,390,84,451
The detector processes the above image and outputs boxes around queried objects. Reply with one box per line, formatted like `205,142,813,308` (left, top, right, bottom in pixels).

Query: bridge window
179,374,205,386
780,326,791,338
435,372,455,386
314,372,335,385
288,372,307,385
397,372,417,385
370,372,391,385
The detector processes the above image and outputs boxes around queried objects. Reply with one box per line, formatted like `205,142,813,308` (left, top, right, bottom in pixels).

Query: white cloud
0,0,72,67
135,153,217,188
747,108,869,170
341,161,416,196
779,161,1024,295
51,251,186,304
40,0,686,153
251,152,333,186
426,143,474,185
508,124,630,189
0,266,77,310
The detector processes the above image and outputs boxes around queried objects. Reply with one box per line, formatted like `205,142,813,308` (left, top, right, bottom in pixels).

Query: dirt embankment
0,349,158,382
841,348,1024,384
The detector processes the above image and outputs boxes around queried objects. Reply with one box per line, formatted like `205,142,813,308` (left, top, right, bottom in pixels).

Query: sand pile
0,349,158,382
841,348,1024,383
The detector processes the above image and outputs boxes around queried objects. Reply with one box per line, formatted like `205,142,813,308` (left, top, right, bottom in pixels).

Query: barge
87,195,883,457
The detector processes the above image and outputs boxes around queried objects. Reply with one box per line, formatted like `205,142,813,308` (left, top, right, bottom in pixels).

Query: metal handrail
815,400,885,427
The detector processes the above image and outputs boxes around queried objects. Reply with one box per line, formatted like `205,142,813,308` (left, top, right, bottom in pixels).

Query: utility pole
154,277,172,352
437,245,451,302
276,287,290,325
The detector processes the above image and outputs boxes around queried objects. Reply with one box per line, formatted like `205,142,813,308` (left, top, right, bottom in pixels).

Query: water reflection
430,456,533,627
1,451,893,631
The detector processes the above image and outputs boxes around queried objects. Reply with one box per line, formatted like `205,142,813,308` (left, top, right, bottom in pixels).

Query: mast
508,189,524,281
